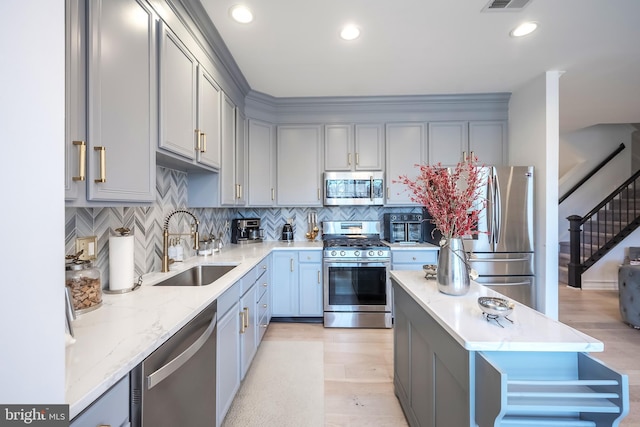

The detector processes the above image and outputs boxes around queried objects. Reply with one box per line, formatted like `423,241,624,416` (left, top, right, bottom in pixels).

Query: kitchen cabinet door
65,0,85,201
216,300,240,427
354,123,384,170
248,119,276,206
324,124,384,171
220,95,246,206
196,66,222,169
469,121,506,165
70,375,129,427
271,251,298,316
240,281,257,379
385,123,425,206
276,125,322,206
158,21,197,160
428,121,468,166
85,0,156,202
298,252,323,316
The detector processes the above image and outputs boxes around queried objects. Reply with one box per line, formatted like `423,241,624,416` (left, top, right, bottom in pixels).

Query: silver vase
436,238,470,296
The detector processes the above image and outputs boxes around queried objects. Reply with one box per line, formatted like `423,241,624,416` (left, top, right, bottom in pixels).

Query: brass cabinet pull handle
240,311,245,334
470,150,475,161
462,150,467,163
94,146,106,183
201,132,207,153
317,271,321,284
290,258,294,272
348,153,352,166
317,188,321,200
72,141,86,181
271,188,275,200
355,152,360,166
386,187,390,199
243,307,249,328
195,129,201,152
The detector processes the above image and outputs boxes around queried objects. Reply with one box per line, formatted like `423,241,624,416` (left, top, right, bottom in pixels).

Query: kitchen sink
153,264,237,287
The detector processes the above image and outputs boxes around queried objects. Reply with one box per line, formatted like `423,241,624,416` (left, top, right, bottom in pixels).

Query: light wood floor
263,287,639,426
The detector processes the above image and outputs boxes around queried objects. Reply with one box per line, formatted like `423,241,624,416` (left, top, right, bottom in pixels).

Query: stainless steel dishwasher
131,300,217,427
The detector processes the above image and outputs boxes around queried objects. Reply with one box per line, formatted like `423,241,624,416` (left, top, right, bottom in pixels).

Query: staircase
559,178,640,287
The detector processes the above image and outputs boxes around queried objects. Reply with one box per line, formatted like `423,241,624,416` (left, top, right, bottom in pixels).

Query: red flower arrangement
396,157,487,242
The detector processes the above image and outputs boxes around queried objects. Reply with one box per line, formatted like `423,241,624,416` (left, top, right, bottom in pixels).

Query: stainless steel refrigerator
463,166,535,307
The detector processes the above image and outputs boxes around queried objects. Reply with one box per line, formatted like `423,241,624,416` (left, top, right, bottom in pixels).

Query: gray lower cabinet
394,282,471,427
66,0,156,204
272,250,323,317
216,282,241,427
71,375,129,427
391,249,438,271
298,251,323,316
217,256,270,426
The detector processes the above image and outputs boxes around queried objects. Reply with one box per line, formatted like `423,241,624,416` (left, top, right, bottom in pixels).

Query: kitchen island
390,270,629,427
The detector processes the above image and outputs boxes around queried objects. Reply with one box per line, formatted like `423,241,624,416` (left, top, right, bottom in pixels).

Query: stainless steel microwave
323,171,384,206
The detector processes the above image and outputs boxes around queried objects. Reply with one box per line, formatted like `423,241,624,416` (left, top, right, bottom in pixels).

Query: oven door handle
146,313,217,390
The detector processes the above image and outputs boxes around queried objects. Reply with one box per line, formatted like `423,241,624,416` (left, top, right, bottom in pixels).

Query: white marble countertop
65,241,322,419
383,241,440,250
390,270,603,353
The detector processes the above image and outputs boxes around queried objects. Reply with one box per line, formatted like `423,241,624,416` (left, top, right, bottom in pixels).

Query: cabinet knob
263,304,267,308
262,282,268,287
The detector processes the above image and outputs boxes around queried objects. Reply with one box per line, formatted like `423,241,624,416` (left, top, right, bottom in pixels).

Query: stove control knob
368,250,375,257
340,250,346,257
331,250,337,257
378,250,384,256
354,250,360,257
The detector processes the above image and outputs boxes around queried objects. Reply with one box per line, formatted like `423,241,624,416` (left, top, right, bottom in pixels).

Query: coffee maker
231,218,262,244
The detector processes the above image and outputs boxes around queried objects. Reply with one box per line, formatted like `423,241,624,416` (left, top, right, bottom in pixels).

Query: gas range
322,221,390,261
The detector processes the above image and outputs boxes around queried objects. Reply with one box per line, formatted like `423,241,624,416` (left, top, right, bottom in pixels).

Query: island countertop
390,270,603,353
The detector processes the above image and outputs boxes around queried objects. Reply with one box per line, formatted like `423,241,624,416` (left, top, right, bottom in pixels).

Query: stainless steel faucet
162,210,200,272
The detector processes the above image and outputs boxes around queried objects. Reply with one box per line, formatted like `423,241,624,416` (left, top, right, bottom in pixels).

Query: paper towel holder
104,227,141,294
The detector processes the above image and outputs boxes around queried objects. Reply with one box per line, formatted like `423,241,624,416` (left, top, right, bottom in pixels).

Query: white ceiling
200,0,640,132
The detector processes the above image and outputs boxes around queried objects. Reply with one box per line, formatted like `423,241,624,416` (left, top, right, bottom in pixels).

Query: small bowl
478,296,514,317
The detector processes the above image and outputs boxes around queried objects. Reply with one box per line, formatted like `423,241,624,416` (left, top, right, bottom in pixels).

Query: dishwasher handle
146,312,217,390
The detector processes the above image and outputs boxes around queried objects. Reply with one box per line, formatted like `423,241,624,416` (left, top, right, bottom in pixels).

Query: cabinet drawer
71,375,129,427
257,291,269,321
392,250,437,265
256,279,269,301
299,251,322,263
218,281,240,316
257,311,269,342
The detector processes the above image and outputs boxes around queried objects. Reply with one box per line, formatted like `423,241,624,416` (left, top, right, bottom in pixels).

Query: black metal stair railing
567,169,640,288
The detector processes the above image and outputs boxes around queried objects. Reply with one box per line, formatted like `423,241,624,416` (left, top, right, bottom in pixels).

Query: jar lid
66,259,93,270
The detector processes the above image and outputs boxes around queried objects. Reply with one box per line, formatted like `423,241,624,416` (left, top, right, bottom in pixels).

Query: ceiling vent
482,0,532,12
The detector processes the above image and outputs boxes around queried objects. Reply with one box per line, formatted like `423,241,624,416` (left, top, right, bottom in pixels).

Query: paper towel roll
109,235,134,291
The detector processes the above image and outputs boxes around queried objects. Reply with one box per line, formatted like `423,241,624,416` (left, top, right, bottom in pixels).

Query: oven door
323,260,391,312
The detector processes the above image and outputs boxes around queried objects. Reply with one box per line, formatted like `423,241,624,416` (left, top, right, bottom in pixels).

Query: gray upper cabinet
248,120,276,206
195,66,222,169
276,125,323,206
428,121,506,166
468,121,507,166
385,123,426,206
158,21,197,160
324,124,384,171
158,20,222,171
65,0,85,201
83,0,156,202
220,96,246,206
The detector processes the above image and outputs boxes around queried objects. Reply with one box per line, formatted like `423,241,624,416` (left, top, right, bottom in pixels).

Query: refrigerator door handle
486,175,493,242
468,257,531,263
493,172,502,246
478,280,532,287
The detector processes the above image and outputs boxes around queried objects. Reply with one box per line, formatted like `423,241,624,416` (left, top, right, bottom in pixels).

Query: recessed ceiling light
340,25,360,41
230,5,253,24
510,21,538,37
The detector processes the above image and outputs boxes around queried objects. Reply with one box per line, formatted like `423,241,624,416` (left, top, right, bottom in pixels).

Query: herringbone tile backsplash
66,166,418,288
